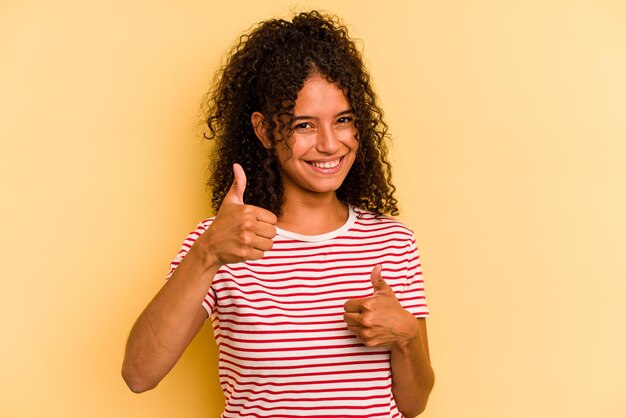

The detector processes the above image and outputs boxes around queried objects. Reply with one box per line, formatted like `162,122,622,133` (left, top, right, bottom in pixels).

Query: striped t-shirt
167,205,429,417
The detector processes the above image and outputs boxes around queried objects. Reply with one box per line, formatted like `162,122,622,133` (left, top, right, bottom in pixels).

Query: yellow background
1,0,625,417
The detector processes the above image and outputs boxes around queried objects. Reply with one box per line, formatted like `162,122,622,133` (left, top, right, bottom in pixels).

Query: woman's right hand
191,163,277,268
122,163,276,393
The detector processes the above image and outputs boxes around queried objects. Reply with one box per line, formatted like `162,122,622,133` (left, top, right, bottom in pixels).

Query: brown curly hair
204,10,398,217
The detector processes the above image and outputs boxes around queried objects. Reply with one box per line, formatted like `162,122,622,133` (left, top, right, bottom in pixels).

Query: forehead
293,75,351,115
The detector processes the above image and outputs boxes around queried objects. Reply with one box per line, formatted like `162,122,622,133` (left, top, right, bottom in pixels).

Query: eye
293,122,312,130
337,116,354,124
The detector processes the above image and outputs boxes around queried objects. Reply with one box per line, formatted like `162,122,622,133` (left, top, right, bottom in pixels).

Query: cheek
274,144,290,165
276,135,312,164
347,135,360,154
340,129,359,151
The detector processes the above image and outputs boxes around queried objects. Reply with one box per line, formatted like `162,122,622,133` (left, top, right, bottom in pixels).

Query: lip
305,156,345,174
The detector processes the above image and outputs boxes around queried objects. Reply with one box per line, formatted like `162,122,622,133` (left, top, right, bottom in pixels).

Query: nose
315,125,340,154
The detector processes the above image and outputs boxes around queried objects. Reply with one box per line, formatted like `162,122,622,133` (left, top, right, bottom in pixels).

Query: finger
244,248,265,261
343,298,365,313
370,264,390,294
251,206,278,225
255,222,277,240
343,312,362,326
223,163,247,205
250,236,274,252
346,324,363,336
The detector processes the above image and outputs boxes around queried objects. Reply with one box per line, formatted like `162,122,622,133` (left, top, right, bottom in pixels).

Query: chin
308,180,345,194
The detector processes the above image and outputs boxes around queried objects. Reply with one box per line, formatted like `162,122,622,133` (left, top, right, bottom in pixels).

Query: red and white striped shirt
167,205,429,417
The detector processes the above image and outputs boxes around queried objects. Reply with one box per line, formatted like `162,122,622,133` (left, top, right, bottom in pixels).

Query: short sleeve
165,218,217,315
397,235,429,318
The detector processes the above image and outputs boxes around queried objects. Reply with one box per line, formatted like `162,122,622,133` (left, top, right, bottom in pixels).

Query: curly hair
204,10,398,217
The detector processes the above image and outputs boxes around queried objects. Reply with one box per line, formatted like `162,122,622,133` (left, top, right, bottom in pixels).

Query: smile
306,157,343,169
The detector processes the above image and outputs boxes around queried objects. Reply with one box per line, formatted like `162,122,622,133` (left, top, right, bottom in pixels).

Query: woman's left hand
343,265,418,348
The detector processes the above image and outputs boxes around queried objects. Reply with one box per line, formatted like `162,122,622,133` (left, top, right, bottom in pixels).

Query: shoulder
351,206,415,240
181,217,216,243
196,217,215,231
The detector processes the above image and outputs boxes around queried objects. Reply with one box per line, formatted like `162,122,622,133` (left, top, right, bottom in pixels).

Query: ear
251,112,271,149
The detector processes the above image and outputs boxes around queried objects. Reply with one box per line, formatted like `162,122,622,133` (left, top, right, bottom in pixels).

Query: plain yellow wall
1,0,625,417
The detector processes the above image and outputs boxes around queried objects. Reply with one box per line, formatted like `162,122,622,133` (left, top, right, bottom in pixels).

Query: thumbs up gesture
343,265,419,347
223,162,248,205
193,163,277,267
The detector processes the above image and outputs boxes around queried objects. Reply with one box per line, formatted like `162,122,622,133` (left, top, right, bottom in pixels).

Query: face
264,74,359,202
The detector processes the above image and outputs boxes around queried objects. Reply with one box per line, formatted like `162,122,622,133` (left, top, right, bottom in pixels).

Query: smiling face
256,74,359,204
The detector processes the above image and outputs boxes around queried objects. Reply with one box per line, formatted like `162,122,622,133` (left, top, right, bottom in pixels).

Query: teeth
309,159,340,169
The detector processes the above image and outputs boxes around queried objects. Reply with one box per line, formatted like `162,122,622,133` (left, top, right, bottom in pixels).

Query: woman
122,11,434,417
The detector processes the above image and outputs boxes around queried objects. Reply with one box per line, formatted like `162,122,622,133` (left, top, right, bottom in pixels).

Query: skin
121,164,277,392
344,265,434,417
122,74,434,416
252,73,359,234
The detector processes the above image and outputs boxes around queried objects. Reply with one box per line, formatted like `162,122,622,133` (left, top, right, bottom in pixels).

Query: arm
343,265,434,417
122,164,277,392
121,249,218,393
390,318,434,417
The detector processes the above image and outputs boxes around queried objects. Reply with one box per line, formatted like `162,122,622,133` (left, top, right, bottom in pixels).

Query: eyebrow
292,109,354,122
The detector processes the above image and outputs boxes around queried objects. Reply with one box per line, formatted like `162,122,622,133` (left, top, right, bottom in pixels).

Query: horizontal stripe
225,384,392,397
219,357,389,371
166,206,428,417
221,365,390,380
221,260,418,277
219,347,389,363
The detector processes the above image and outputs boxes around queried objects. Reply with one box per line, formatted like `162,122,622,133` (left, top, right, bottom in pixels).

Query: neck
278,193,349,235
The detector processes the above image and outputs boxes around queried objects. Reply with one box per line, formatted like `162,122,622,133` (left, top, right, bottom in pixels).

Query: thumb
223,163,246,205
370,264,390,294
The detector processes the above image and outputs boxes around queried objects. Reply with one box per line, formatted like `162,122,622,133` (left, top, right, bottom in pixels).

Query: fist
343,265,418,347
194,163,277,266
